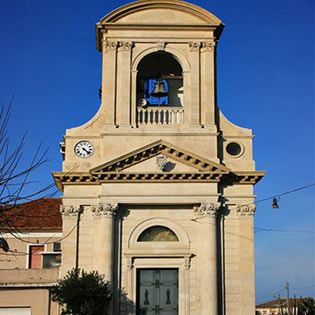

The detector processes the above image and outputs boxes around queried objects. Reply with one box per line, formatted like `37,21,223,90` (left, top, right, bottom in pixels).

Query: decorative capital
119,41,133,51
201,39,217,52
60,205,81,217
194,203,221,218
236,204,256,217
103,40,119,52
189,41,202,51
93,203,119,217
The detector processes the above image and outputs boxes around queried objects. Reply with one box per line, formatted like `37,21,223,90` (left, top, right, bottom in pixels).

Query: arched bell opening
136,51,184,125
137,51,183,107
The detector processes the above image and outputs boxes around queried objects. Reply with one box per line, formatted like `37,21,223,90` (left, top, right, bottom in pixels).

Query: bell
151,78,168,98
272,197,279,209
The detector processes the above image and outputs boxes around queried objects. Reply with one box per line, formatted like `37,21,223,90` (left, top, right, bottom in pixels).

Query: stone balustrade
137,106,184,125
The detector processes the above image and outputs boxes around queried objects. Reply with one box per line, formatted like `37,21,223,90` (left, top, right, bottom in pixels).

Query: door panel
137,269,178,315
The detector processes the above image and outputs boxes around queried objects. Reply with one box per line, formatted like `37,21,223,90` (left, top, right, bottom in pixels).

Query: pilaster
92,203,118,282
195,202,221,315
102,39,118,126
189,41,201,126
236,203,256,315
60,205,81,276
117,41,133,126
201,39,217,126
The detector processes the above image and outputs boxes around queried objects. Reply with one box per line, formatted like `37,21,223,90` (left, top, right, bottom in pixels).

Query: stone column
236,204,256,315
189,41,201,126
92,203,118,282
102,40,118,126
200,39,217,126
195,202,220,315
59,205,81,276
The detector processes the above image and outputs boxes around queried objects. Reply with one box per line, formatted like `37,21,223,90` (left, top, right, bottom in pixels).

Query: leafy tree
298,297,315,315
50,269,112,315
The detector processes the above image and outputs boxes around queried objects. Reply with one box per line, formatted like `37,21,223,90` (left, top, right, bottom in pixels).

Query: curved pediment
99,0,222,25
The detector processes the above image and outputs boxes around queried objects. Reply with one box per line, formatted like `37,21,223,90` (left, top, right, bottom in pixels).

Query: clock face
74,141,94,158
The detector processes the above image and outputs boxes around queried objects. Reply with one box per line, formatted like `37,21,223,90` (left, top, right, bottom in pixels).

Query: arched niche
138,225,179,242
128,217,190,250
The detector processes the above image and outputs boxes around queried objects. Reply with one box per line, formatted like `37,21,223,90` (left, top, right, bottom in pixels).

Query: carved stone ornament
189,41,202,51
103,40,119,52
156,41,166,51
201,40,217,52
156,155,168,171
119,41,133,51
194,203,221,218
92,203,119,217
236,204,256,216
60,205,81,216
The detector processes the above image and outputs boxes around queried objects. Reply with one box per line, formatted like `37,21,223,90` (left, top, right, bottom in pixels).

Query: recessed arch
138,225,179,242
128,217,190,249
132,46,190,74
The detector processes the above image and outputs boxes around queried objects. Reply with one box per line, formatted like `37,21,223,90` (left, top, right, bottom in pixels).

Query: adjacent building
0,198,62,315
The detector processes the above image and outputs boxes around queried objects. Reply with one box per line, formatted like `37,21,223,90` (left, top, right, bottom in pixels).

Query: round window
226,142,242,156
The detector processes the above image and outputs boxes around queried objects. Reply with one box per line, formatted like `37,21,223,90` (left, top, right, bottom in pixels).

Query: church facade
53,1,265,314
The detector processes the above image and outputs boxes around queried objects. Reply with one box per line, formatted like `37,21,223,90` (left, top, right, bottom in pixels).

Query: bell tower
53,1,265,314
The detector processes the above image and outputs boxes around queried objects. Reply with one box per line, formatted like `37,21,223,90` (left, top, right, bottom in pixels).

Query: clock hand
82,148,90,154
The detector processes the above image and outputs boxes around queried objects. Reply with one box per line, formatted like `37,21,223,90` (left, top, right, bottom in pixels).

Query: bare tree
0,96,56,240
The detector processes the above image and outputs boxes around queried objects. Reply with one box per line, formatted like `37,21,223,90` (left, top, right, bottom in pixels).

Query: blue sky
0,0,314,302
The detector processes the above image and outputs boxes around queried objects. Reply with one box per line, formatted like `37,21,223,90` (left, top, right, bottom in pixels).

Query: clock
74,141,94,158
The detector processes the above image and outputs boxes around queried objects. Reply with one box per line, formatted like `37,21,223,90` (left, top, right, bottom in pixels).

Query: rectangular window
29,245,44,269
42,253,61,268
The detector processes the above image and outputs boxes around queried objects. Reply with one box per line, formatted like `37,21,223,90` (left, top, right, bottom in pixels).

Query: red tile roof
0,198,62,231
256,298,303,308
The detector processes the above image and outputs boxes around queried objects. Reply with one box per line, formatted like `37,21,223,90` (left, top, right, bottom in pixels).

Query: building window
42,253,61,268
138,226,179,242
29,245,44,269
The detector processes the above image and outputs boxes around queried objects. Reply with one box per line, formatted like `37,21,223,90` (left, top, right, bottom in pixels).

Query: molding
1,232,62,238
0,282,57,288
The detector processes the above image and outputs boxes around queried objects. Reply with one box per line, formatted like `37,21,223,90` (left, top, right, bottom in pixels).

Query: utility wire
255,227,315,234
255,183,315,204
256,287,286,301
291,285,315,290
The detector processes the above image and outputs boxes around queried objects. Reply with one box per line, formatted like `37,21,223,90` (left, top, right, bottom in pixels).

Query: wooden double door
137,269,178,315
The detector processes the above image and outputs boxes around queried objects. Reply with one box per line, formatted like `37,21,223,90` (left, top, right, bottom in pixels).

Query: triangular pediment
52,140,266,191
90,139,230,174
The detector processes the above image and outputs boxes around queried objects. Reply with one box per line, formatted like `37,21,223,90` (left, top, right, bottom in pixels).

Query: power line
292,285,315,290
255,183,315,205
255,227,315,234
256,287,286,301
